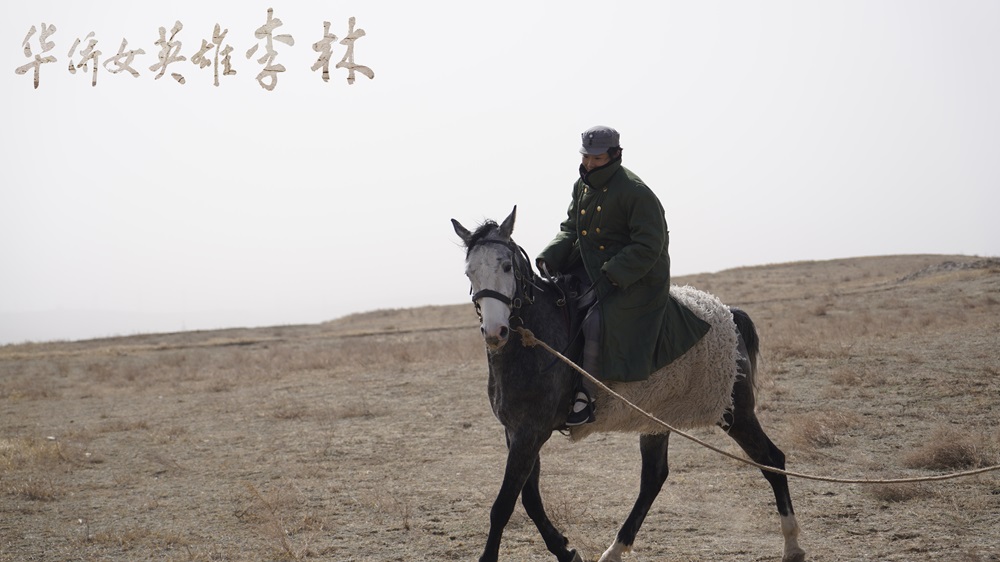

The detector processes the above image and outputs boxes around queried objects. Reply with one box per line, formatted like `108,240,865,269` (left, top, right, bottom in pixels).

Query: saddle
538,273,592,364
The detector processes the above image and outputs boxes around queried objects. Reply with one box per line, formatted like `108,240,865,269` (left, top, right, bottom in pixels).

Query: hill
2,254,998,561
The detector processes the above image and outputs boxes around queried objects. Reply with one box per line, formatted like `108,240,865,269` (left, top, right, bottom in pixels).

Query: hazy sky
3,1,998,344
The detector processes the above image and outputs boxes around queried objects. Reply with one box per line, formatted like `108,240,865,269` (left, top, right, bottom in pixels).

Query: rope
515,326,1000,485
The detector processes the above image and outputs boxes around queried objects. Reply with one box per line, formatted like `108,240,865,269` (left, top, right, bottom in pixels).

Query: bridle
467,238,540,327
465,233,580,371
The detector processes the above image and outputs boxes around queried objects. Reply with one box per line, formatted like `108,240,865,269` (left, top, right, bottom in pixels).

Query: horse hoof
782,548,806,562
557,548,584,562
596,540,627,562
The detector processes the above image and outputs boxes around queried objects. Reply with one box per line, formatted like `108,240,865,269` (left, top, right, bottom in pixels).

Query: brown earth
2,254,999,562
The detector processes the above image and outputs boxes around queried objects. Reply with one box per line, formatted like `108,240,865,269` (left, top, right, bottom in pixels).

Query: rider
536,125,710,426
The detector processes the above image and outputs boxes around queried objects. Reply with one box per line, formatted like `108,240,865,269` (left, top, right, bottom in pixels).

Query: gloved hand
536,259,553,277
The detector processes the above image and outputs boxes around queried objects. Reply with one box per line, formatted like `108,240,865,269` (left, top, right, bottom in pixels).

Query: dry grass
236,482,325,560
0,438,65,471
80,525,191,554
5,475,62,502
786,410,864,449
867,483,929,503
903,428,1000,471
1,254,999,561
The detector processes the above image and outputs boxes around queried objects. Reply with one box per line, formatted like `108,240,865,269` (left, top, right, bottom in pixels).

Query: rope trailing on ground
515,326,1000,485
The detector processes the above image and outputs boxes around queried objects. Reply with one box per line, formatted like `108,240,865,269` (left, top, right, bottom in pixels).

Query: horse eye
502,262,513,273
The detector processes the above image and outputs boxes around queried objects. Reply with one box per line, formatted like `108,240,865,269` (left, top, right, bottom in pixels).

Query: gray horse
452,207,805,562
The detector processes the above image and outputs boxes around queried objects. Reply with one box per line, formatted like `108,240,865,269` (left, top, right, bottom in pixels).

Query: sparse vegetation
903,428,1000,471
786,411,864,449
1,254,998,561
5,475,62,502
867,483,927,503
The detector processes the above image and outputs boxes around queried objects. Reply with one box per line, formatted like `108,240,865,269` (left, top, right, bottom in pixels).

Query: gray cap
580,125,620,155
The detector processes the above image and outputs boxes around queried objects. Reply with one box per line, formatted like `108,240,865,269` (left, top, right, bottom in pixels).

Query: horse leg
479,429,549,562
725,373,806,562
598,433,671,562
520,454,583,562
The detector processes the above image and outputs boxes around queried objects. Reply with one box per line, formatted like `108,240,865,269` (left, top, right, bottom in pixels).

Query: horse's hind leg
725,373,806,562
598,433,670,562
520,455,582,562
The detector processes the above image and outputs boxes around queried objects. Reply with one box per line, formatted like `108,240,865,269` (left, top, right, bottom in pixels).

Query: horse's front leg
520,454,583,562
599,433,671,562
479,429,549,562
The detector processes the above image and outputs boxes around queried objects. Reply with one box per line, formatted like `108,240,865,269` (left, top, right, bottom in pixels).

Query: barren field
2,254,999,562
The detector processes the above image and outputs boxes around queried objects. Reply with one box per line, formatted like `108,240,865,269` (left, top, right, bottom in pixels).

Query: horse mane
463,220,502,255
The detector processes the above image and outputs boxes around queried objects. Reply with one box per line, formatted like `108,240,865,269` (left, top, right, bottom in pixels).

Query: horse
451,207,806,562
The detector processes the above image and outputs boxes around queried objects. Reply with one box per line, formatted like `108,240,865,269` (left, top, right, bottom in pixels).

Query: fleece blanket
569,285,742,441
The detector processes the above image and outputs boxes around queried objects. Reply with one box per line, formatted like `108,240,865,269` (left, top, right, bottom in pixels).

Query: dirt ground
2,254,999,561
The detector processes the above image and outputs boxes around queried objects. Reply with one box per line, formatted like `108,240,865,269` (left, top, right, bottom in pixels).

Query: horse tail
729,307,760,391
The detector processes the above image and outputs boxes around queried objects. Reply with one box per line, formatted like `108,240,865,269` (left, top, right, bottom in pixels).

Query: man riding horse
537,125,711,425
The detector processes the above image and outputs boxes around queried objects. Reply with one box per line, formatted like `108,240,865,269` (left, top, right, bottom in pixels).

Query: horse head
452,206,528,351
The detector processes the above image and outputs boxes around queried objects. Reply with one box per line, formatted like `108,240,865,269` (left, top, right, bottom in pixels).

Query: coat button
581,230,588,236
595,227,601,234
580,209,586,215
597,206,602,212
599,245,605,250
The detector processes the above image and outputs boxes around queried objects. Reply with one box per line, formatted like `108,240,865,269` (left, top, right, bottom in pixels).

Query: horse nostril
481,326,486,336
499,326,509,340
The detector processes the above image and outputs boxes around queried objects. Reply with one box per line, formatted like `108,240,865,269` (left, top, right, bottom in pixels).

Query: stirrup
565,390,594,426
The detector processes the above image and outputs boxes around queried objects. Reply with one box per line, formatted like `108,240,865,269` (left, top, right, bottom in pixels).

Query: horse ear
451,218,473,246
498,206,517,239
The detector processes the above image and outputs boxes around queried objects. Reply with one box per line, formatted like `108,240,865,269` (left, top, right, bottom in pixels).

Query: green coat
538,157,711,382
